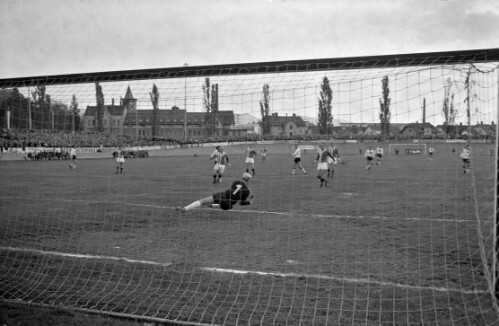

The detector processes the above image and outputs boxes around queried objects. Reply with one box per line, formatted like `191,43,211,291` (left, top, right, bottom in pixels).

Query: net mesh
0,50,498,325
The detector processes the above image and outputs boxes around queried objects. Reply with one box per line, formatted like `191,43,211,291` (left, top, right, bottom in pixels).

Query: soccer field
0,142,498,325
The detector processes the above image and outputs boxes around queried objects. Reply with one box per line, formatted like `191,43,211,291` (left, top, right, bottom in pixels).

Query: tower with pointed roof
121,86,137,113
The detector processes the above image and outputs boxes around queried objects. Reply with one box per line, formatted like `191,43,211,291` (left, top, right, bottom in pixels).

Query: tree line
0,87,80,132
2,76,399,138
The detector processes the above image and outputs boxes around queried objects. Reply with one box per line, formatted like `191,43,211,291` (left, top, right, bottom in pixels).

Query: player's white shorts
327,157,336,164
116,157,125,163
214,163,226,174
317,162,328,170
245,157,255,165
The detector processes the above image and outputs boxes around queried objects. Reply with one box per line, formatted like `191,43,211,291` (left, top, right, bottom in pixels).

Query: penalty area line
202,267,487,295
0,246,173,268
22,196,474,223
214,208,474,224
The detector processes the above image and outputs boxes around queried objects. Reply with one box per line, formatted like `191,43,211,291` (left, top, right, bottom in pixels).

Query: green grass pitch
1,142,498,325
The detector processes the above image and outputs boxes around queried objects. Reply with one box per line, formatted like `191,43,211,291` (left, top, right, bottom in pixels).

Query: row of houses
82,87,496,139
333,122,496,139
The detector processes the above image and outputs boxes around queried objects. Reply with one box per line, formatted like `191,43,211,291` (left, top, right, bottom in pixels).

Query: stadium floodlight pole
184,63,188,143
27,86,32,130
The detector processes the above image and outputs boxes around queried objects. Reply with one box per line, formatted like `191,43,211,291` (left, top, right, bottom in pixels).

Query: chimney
112,98,114,106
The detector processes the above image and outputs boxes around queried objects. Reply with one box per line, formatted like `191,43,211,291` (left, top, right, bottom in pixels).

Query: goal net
1,49,499,325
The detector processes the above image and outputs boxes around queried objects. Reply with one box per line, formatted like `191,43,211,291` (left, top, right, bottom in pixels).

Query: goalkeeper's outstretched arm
240,193,255,206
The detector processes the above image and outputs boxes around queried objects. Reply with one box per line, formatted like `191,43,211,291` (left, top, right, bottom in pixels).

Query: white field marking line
0,246,173,267
0,246,486,295
9,196,475,224
228,208,474,224
202,267,487,295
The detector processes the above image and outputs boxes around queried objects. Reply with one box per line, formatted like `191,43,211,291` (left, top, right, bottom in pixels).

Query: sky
0,0,498,125
1,0,498,79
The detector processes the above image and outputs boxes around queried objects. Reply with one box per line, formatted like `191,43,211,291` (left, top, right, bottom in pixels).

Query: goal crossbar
1,48,499,88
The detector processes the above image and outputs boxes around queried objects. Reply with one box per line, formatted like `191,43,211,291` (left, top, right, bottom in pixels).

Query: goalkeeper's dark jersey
213,180,252,210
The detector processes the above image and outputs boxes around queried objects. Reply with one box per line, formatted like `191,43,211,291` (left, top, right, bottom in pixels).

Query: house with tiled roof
473,122,496,139
266,113,307,136
82,86,137,135
399,123,439,138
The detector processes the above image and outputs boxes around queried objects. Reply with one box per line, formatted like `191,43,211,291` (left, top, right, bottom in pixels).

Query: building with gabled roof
122,107,240,138
266,113,307,136
82,86,137,135
399,122,439,138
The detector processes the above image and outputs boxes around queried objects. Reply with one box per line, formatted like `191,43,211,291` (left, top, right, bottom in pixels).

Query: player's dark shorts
376,154,382,158
367,157,373,161
72,155,77,160
294,157,301,164
212,190,235,210
429,152,433,156
462,158,470,164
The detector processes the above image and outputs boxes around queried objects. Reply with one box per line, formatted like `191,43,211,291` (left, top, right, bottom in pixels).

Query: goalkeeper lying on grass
176,173,255,212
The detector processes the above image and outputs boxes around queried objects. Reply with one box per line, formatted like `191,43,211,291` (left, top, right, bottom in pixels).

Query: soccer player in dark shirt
176,173,255,212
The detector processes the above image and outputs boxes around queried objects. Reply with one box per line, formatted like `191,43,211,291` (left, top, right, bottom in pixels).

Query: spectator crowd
0,128,339,153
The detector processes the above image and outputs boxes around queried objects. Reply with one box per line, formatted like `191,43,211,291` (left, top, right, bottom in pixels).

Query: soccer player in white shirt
291,143,307,175
69,146,77,169
364,145,375,170
315,144,335,187
245,145,258,176
428,146,435,161
209,146,230,183
260,146,268,163
460,144,471,174
115,147,125,174
375,146,384,165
